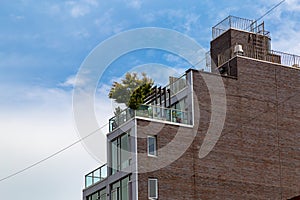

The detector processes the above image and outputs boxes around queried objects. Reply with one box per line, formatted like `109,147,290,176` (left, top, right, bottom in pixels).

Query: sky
0,0,299,199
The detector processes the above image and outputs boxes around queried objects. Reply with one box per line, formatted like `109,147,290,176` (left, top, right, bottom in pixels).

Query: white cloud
163,53,192,71
60,69,93,88
94,9,127,35
254,0,300,55
65,0,99,18
141,9,202,34
60,75,82,87
73,29,90,38
0,84,107,200
284,0,300,11
70,4,90,18
128,63,185,86
85,0,99,6
47,4,61,15
271,21,300,55
164,54,182,63
263,0,300,12
183,13,200,33
125,0,142,9
10,14,25,21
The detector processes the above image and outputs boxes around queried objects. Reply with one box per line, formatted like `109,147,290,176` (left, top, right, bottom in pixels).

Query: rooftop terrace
212,15,270,39
108,73,191,132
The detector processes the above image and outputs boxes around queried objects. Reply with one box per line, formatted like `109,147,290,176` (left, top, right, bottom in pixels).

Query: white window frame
148,178,158,199
147,136,157,157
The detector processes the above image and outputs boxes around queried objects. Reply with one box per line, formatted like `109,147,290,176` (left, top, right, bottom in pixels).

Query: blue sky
0,0,299,200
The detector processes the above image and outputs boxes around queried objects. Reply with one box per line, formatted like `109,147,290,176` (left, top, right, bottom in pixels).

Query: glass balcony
85,164,107,188
109,105,190,132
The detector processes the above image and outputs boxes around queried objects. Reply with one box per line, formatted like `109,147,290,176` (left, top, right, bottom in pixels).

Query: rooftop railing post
294,54,296,66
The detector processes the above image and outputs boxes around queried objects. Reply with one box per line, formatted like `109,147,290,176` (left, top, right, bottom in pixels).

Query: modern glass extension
85,164,107,188
111,132,131,175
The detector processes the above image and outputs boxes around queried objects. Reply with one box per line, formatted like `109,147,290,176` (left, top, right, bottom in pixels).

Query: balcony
85,164,107,188
109,105,190,132
109,73,190,132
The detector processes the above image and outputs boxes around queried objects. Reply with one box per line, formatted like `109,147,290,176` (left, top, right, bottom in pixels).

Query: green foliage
128,82,152,110
108,72,153,109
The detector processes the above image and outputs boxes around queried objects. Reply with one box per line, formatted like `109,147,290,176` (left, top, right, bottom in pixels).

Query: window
111,132,131,175
148,178,158,199
86,187,106,200
99,188,106,200
111,181,120,200
147,136,157,156
110,176,131,200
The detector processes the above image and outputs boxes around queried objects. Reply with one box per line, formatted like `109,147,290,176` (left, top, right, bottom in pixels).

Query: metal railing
85,164,107,188
109,108,135,132
212,16,269,39
217,44,300,68
144,74,187,104
136,104,189,124
109,104,190,132
166,74,187,96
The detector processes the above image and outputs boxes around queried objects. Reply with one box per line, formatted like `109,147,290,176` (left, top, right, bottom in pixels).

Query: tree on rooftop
108,72,154,110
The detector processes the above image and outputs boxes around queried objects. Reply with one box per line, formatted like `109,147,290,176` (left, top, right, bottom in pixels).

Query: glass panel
148,137,156,156
148,179,158,199
111,181,120,200
111,140,118,175
93,168,100,177
91,192,98,200
93,168,100,183
100,194,106,200
121,134,130,169
112,181,120,190
100,188,106,200
121,177,129,200
101,165,107,180
100,188,106,196
111,189,118,200
85,175,93,187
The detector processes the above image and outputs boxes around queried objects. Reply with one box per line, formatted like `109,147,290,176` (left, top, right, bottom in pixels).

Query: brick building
82,16,300,200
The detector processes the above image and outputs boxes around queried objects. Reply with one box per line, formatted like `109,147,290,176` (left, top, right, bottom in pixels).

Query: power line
0,123,108,183
255,0,286,23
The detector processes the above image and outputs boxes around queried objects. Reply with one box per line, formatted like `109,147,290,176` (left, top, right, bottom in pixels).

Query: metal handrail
217,44,300,68
164,74,187,95
212,16,269,39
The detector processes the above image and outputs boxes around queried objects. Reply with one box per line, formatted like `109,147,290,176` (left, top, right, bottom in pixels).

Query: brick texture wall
136,57,300,199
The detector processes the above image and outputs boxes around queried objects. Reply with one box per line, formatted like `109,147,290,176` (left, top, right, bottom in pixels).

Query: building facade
82,16,300,200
